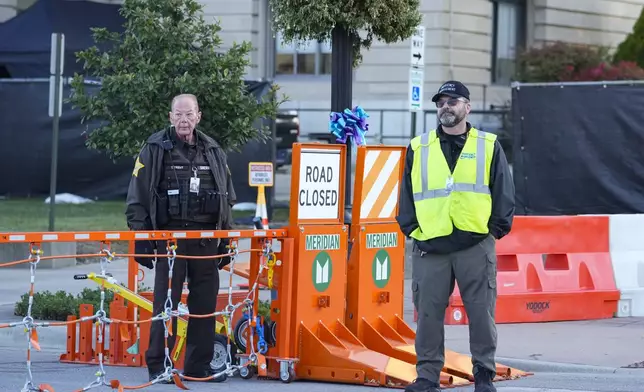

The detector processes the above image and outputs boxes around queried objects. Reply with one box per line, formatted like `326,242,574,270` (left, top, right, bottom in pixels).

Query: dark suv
275,110,299,168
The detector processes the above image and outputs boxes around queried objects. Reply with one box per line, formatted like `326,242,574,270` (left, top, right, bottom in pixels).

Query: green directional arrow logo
312,251,332,292
372,249,391,288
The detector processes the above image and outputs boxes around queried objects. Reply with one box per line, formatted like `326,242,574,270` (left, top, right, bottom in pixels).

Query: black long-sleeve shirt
395,123,515,254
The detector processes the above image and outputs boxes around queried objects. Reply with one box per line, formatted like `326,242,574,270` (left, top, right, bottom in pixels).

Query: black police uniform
125,126,236,381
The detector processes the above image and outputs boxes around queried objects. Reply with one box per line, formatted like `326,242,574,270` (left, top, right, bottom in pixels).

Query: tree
613,6,644,69
68,0,285,160
269,0,423,67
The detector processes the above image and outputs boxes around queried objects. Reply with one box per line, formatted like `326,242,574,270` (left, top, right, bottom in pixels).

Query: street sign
48,32,65,231
297,148,341,220
49,33,64,118
409,25,425,68
409,68,424,111
248,162,274,187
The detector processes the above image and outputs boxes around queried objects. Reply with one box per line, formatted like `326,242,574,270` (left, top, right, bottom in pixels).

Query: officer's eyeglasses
172,112,196,120
435,98,466,108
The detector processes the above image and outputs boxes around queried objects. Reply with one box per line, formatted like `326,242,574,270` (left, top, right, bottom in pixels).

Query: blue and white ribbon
328,106,369,146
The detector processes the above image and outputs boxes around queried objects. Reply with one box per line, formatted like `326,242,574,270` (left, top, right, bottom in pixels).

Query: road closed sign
297,148,341,220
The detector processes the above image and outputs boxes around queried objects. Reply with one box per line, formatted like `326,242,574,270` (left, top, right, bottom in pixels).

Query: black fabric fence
511,81,644,215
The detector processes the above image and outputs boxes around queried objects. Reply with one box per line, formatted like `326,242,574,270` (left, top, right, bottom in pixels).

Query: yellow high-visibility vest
408,127,496,241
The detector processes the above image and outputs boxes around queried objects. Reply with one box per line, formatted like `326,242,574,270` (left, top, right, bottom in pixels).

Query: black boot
405,378,441,392
473,367,497,392
148,370,174,384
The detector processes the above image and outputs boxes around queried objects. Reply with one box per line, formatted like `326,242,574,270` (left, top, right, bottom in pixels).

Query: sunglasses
435,98,466,108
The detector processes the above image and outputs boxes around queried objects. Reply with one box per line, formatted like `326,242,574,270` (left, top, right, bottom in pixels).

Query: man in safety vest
396,81,515,392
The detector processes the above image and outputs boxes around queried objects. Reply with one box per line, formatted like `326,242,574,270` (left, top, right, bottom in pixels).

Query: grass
0,198,288,232
0,198,289,260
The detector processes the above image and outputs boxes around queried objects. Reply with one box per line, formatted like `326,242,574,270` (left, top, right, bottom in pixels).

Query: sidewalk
401,278,644,371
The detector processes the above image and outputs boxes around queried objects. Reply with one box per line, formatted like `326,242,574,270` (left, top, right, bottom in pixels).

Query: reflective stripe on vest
413,130,490,202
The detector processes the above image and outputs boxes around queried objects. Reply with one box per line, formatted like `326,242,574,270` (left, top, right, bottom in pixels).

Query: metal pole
330,25,354,223
48,33,63,231
379,111,384,144
410,111,417,138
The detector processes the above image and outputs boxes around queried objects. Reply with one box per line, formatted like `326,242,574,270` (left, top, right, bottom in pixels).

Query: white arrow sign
410,25,425,68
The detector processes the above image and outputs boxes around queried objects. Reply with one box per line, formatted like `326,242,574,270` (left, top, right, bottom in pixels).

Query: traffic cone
255,186,269,229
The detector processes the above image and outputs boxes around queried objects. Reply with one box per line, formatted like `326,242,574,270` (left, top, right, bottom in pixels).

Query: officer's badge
132,157,145,177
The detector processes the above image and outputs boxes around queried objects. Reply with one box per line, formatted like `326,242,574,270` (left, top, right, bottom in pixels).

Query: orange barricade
443,215,621,325
346,145,530,387
281,143,415,386
0,142,532,391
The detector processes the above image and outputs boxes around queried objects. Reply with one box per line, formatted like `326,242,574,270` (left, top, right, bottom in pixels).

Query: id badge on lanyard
189,166,200,193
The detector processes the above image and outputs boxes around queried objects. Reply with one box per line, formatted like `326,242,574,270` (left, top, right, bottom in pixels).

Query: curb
496,356,629,374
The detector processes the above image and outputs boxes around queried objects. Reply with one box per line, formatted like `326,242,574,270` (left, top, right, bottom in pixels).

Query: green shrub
514,40,644,82
15,285,271,322
613,6,644,68
515,41,611,82
14,288,115,321
257,299,271,321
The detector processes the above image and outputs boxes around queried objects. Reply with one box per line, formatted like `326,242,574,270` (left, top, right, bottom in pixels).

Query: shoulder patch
132,156,145,177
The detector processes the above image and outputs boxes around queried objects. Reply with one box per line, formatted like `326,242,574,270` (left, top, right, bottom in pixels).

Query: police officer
396,81,515,392
125,94,236,383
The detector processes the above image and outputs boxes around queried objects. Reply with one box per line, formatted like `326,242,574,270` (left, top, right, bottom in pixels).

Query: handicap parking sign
412,86,420,102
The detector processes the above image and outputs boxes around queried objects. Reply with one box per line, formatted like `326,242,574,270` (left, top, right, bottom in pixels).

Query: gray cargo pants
411,234,497,383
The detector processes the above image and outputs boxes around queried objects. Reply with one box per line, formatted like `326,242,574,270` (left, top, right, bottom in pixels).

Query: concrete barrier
608,214,644,317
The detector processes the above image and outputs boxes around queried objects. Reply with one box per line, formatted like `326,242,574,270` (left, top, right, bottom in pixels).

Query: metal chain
20,245,41,392
76,246,114,391
5,237,276,389
148,243,180,384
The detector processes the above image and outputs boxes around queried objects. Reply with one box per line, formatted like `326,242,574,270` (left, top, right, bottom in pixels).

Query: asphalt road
1,346,643,392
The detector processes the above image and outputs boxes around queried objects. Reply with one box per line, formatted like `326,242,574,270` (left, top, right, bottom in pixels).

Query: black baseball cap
431,81,470,102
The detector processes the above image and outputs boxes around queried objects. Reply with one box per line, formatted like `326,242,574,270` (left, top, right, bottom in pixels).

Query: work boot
148,370,174,384
405,378,441,392
473,367,497,392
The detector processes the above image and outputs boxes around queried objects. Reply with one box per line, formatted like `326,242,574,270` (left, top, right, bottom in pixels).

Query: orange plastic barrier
347,145,530,387
443,215,621,325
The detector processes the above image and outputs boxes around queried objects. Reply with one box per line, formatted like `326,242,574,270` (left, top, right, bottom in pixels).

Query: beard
439,110,464,127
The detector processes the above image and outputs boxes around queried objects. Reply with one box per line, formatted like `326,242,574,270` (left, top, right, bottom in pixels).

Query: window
275,31,332,76
491,0,526,85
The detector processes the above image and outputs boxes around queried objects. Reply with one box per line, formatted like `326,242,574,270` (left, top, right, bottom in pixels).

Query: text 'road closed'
297,150,341,220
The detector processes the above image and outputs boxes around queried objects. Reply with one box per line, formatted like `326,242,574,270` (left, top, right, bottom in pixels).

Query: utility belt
156,184,222,226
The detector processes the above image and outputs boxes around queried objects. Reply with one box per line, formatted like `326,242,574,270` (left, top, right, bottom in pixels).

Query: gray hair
171,94,199,111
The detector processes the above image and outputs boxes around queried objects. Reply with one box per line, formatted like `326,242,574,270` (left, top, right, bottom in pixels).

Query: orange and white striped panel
359,148,402,220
